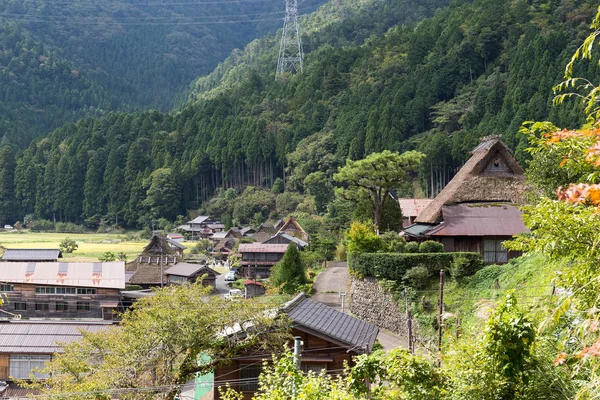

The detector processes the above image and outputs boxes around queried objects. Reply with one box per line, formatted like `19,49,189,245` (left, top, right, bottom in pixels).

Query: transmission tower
276,0,304,79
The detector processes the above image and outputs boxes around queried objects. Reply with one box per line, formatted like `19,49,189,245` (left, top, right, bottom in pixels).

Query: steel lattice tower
276,0,303,79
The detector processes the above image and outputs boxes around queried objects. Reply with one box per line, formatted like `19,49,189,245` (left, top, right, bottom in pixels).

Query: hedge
348,252,484,281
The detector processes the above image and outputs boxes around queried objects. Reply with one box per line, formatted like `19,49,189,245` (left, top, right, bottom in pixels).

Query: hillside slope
1,0,597,227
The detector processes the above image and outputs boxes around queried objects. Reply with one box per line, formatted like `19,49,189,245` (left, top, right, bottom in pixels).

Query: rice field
0,231,148,262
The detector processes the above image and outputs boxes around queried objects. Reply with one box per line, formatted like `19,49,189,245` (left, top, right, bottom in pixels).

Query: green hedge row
348,252,484,281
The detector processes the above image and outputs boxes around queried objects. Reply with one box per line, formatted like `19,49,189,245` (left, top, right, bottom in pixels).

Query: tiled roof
282,293,379,353
0,262,125,289
164,262,219,278
2,248,62,261
0,321,113,353
238,243,289,254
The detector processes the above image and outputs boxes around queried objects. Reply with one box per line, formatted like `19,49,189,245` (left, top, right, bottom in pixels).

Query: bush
348,252,483,281
419,240,444,253
55,222,87,233
59,238,78,254
450,252,485,279
403,265,430,289
29,219,54,232
380,231,406,252
404,242,419,253
98,251,116,262
346,221,383,254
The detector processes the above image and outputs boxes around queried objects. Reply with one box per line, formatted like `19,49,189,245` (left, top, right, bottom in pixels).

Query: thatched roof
141,234,179,256
415,138,526,224
276,217,309,242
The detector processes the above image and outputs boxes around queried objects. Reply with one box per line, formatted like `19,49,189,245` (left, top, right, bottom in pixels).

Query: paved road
311,261,351,310
214,269,232,296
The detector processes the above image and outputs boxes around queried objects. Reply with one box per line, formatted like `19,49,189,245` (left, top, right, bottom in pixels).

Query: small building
251,223,277,243
213,293,378,399
211,238,239,261
166,233,185,243
240,227,255,237
211,229,242,243
2,249,63,262
262,233,308,250
0,321,112,382
0,261,125,319
243,280,266,299
238,243,289,278
403,138,528,263
164,262,219,289
398,199,434,227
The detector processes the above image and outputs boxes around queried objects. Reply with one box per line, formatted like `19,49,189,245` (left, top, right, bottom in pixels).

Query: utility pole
437,269,445,366
276,0,304,79
339,291,346,313
405,289,413,354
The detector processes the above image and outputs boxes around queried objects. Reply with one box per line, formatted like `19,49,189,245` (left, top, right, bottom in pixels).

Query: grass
0,231,148,262
411,253,561,343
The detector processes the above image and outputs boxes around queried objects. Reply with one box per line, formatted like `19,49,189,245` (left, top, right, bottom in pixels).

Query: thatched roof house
126,234,181,287
404,138,528,263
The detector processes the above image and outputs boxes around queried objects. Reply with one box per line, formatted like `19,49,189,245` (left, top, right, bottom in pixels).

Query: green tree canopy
270,244,307,294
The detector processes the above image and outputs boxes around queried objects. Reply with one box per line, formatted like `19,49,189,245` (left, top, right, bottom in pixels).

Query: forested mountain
0,0,326,147
1,0,597,227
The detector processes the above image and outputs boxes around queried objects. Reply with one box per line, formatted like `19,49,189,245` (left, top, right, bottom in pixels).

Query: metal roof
0,262,125,289
0,321,113,354
238,243,289,254
164,262,219,277
166,238,186,250
282,293,379,353
429,203,528,237
188,216,210,224
403,223,435,237
398,199,434,218
2,249,62,261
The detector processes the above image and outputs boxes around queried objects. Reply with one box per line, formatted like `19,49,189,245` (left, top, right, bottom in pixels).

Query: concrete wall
349,277,409,336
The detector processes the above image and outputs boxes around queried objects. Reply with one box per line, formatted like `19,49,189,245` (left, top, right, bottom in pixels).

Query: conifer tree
270,245,307,295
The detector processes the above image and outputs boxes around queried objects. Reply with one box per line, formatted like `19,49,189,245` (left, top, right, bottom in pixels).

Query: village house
211,238,239,261
403,138,528,263
238,243,289,278
177,216,223,240
164,262,219,288
275,217,309,242
213,293,379,399
210,228,242,243
2,249,62,262
243,280,266,299
262,233,308,250
398,199,433,227
0,261,125,320
0,320,112,393
126,234,181,288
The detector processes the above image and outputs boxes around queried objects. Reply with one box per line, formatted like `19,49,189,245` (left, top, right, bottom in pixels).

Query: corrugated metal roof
189,216,210,224
282,293,379,353
430,203,528,237
0,262,125,289
2,249,62,261
398,199,434,218
167,238,186,250
403,223,435,237
0,321,113,354
238,243,289,254
164,262,219,277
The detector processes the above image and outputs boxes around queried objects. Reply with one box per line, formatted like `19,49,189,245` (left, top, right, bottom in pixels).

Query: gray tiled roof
2,248,62,261
164,262,219,278
282,293,379,353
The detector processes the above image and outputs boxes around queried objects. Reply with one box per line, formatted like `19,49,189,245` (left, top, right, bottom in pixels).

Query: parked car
224,271,237,281
223,289,243,299
3,225,12,230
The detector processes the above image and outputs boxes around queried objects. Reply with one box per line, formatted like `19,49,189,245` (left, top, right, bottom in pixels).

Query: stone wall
350,277,408,336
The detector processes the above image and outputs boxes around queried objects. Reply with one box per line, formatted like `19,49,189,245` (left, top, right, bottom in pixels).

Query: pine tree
270,245,307,295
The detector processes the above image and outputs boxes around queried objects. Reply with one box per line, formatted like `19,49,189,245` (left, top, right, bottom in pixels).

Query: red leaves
556,184,600,205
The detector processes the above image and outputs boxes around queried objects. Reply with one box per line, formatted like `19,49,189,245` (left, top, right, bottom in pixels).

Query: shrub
419,240,444,253
346,221,383,254
348,252,483,281
380,231,406,252
59,238,78,254
450,253,485,279
98,251,116,262
404,242,419,253
29,219,54,232
403,265,430,289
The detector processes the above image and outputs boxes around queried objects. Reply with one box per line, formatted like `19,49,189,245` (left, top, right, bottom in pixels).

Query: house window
239,364,262,391
35,287,96,295
484,240,508,263
0,284,13,292
77,302,91,311
55,302,68,311
9,355,51,379
35,302,49,311
55,287,76,295
14,302,26,311
76,288,96,295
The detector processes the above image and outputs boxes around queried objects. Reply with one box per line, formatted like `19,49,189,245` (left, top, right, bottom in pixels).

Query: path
311,261,407,351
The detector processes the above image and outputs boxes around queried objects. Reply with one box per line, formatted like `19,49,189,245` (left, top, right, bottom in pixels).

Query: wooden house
210,228,242,243
2,249,62,262
398,199,433,227
176,216,222,240
238,243,288,278
0,321,112,383
403,138,528,263
211,238,239,261
251,223,277,243
276,217,309,242
126,234,181,288
0,262,125,319
262,233,308,250
164,262,219,289
213,293,378,399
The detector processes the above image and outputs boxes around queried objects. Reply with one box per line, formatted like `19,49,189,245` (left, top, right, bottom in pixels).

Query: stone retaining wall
350,277,408,336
